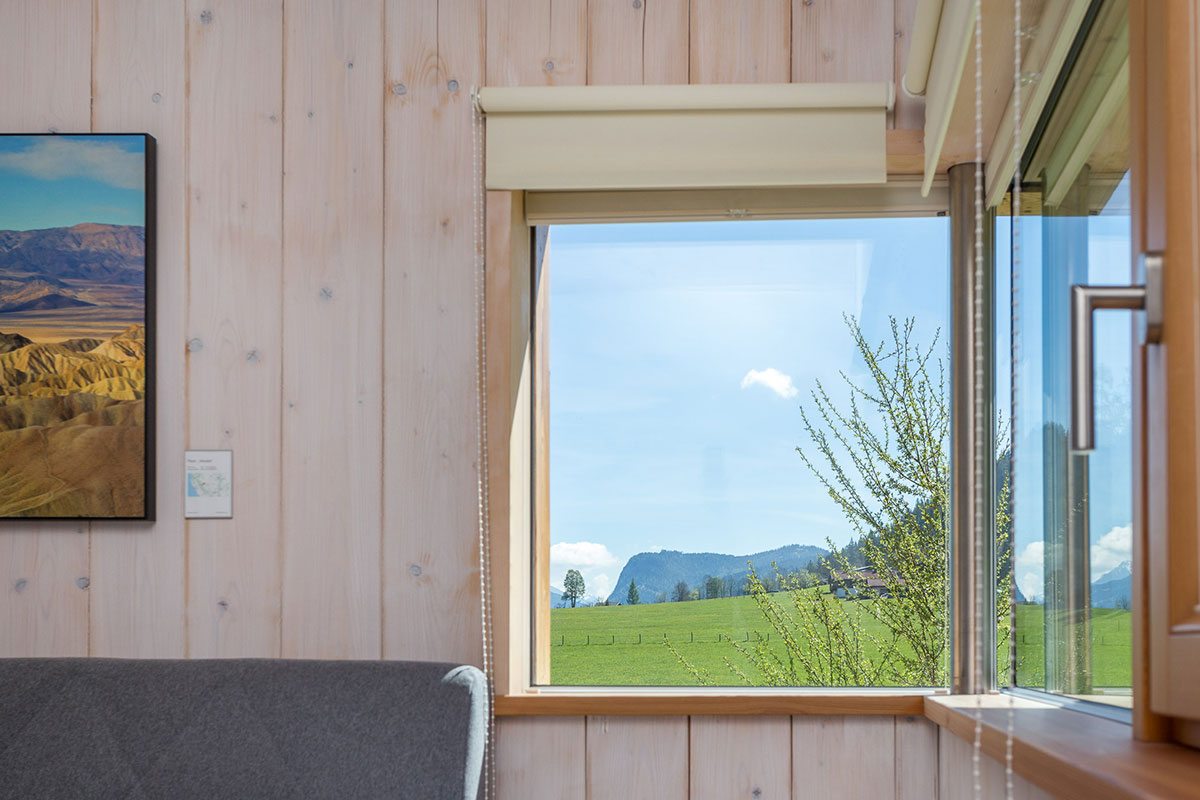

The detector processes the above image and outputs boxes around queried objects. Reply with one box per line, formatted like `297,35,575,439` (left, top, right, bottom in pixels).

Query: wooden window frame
1130,0,1200,747
485,185,952,715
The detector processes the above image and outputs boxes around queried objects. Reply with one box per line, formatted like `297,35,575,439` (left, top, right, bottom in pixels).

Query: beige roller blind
476,83,893,191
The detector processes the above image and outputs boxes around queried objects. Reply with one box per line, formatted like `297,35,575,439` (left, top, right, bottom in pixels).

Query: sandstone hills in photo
0,223,147,518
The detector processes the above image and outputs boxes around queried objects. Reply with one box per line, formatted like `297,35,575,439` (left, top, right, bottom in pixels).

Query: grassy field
1009,604,1133,691
549,593,1132,688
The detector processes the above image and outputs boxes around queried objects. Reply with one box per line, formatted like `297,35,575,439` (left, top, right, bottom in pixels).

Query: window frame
995,0,1140,725
487,183,974,711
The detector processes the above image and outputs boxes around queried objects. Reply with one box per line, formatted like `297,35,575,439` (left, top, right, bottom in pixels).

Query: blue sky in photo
0,135,145,231
546,217,951,598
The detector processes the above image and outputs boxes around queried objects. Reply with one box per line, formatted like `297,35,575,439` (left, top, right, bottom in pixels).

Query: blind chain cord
471,90,497,800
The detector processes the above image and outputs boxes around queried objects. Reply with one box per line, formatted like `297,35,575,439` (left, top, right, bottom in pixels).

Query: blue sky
547,218,951,599
0,135,145,231
548,202,1136,602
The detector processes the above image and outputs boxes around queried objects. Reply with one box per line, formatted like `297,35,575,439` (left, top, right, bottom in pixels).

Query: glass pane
1008,0,1132,707
541,217,950,687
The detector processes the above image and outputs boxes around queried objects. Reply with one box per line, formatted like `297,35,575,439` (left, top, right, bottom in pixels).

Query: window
1003,0,1133,710
536,216,952,688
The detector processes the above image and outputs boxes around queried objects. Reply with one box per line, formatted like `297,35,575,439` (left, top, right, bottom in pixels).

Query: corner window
536,217,954,687
1003,0,1133,710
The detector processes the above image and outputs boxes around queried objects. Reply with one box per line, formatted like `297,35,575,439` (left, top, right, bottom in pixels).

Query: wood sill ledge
926,695,1200,800
494,690,929,717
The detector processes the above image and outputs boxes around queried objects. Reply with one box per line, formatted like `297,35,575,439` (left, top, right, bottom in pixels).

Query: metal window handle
1070,253,1163,452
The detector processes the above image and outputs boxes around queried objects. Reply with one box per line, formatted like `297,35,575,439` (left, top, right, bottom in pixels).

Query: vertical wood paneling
938,727,1054,799
588,0,689,85
0,0,92,659
0,0,92,134
487,0,588,86
643,0,690,84
690,716,791,800
185,0,284,658
586,716,689,800
689,0,791,84
280,0,383,660
793,715,896,799
382,0,484,664
895,715,939,800
937,730,975,799
89,0,187,659
588,0,646,84
1,524,89,657
792,0,893,83
496,716,586,799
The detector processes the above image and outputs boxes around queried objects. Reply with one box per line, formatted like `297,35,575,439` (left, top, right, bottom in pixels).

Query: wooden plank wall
0,1,1045,797
496,714,1057,800
939,725,1056,800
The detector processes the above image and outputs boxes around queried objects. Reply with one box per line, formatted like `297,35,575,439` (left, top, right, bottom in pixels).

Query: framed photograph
0,133,155,520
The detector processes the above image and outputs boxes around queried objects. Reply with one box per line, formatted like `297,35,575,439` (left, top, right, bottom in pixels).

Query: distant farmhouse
829,567,905,599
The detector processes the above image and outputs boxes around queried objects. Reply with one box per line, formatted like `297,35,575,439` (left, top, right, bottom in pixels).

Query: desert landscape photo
0,135,149,518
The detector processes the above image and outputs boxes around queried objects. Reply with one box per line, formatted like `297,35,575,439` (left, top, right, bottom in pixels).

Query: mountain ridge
607,543,829,605
0,223,145,285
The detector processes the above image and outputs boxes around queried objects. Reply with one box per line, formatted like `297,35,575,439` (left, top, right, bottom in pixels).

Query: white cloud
0,137,143,190
1015,541,1044,602
1014,524,1132,602
740,367,799,399
550,541,619,569
1091,524,1132,577
551,541,622,603
589,573,613,601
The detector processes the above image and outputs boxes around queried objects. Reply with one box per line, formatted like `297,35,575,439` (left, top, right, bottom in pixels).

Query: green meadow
549,593,1133,689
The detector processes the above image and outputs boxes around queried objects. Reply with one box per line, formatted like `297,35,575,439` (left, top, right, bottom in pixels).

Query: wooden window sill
494,690,932,717
925,695,1200,800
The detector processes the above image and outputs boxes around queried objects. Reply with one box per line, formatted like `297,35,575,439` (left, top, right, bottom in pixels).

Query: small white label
185,450,233,519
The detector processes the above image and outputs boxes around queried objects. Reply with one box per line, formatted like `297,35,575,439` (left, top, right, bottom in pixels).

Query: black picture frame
0,132,156,521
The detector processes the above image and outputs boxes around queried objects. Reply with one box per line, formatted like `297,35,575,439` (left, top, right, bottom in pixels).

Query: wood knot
199,9,213,24
14,578,27,593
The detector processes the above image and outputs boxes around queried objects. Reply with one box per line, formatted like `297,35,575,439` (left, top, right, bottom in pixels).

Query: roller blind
476,83,893,192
